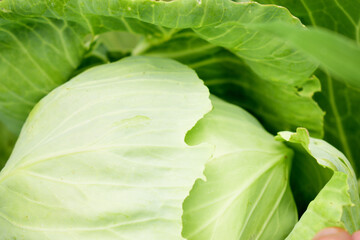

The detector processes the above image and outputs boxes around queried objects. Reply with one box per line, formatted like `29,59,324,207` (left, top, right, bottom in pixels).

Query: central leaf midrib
325,73,355,171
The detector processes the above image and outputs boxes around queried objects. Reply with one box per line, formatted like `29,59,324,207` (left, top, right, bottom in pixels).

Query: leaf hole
295,86,303,92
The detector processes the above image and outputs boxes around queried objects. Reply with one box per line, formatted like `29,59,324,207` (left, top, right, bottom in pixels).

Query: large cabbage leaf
0,56,213,240
182,96,297,240
277,128,360,238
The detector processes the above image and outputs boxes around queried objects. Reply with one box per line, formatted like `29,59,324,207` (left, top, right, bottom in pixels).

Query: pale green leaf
182,96,297,240
287,142,332,216
0,56,213,240
277,128,360,238
286,172,353,239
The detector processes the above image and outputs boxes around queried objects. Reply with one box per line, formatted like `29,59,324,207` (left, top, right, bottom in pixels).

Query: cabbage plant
0,0,359,239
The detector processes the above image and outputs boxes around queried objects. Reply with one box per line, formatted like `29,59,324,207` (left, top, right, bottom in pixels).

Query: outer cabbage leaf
0,122,16,170
256,22,360,174
0,17,87,134
256,0,360,41
0,2,175,39
0,56,213,240
277,128,360,238
141,30,324,138
254,23,360,89
0,0,317,85
182,96,297,240
257,0,360,184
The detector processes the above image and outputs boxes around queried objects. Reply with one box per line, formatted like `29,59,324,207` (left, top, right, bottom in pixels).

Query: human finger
352,230,360,240
313,227,352,240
